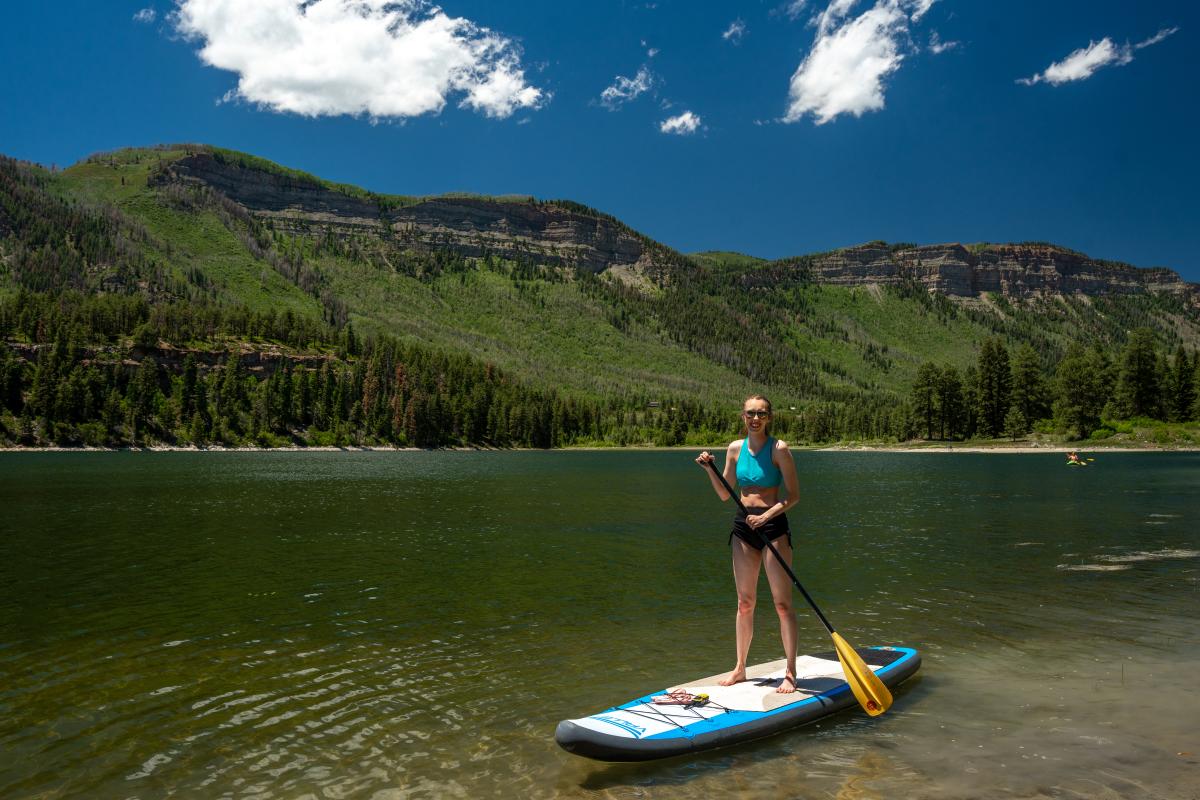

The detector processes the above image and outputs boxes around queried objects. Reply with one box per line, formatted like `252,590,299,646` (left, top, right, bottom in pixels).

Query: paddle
704,458,893,717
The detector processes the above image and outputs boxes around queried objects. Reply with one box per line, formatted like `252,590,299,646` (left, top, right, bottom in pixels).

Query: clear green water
1,451,1198,799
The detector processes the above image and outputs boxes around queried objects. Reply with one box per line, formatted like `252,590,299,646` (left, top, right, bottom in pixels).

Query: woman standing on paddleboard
695,394,801,693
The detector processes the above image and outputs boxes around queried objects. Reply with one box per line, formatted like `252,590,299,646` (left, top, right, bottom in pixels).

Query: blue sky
2,1,1196,279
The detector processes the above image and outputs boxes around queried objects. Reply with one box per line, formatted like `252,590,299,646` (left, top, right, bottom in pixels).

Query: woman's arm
759,439,799,522
695,441,740,501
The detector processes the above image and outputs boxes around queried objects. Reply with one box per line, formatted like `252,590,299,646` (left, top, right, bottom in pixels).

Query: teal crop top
736,436,782,488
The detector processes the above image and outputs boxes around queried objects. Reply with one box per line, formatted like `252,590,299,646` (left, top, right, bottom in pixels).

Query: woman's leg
720,536,763,686
762,535,798,693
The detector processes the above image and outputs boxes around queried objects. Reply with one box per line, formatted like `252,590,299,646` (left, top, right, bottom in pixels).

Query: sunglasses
742,410,771,419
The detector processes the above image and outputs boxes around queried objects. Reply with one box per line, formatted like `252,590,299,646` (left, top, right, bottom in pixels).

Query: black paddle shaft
705,459,836,635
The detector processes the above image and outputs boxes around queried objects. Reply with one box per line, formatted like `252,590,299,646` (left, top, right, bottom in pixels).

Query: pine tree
0,349,25,413
1009,344,1046,426
1053,345,1105,438
936,364,965,440
102,388,124,440
977,338,1012,438
216,355,245,426
128,357,161,433
316,361,334,429
1115,328,1160,419
961,365,979,438
277,363,294,428
179,354,198,425
911,362,939,440
28,347,59,425
1155,351,1171,420
1167,347,1195,422
1192,353,1200,421
297,368,315,428
1004,405,1028,441
193,377,210,428
188,410,207,446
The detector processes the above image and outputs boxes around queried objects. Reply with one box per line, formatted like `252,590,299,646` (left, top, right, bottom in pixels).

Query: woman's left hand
746,513,768,529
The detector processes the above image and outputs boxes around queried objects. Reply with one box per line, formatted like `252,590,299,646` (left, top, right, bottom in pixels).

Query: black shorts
729,507,792,550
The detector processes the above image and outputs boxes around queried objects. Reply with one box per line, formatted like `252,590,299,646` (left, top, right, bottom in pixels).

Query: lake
1,451,1197,799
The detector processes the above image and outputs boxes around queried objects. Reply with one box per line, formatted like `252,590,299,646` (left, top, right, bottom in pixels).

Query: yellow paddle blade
831,632,893,717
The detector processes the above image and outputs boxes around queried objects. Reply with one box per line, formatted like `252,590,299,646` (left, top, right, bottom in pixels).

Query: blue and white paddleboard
555,645,920,761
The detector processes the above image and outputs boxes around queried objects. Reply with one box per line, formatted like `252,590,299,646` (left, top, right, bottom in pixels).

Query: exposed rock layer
162,154,652,274
801,243,1196,301
161,154,1197,303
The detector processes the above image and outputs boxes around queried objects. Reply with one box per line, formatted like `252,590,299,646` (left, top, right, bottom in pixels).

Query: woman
695,395,801,693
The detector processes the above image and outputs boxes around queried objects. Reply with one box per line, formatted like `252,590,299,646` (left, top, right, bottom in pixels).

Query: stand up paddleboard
555,645,920,761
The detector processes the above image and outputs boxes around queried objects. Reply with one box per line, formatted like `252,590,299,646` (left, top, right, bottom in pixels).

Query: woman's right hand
695,451,714,468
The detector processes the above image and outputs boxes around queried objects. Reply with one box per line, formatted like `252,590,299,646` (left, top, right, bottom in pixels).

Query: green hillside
2,145,1198,448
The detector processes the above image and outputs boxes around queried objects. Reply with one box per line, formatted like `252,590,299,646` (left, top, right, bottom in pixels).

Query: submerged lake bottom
1,451,1198,798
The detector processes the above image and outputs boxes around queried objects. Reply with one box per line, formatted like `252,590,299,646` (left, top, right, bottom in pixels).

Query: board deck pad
671,653,854,712
555,645,920,761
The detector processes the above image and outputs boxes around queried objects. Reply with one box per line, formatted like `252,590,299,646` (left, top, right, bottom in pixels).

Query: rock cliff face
160,154,657,274
800,242,1197,303
159,153,1196,303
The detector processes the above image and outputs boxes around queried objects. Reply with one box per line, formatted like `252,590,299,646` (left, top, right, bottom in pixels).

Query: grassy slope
690,251,769,270
47,149,765,404
54,151,323,318
29,146,1200,411
794,285,986,384
315,252,762,403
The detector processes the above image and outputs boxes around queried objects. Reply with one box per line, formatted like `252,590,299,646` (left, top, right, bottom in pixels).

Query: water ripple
1,451,1198,798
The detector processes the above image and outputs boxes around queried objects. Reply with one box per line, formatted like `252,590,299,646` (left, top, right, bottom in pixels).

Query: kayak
555,645,920,761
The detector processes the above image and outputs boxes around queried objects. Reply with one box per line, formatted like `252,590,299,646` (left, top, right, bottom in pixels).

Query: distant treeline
6,290,1197,449
0,291,739,448
908,331,1200,441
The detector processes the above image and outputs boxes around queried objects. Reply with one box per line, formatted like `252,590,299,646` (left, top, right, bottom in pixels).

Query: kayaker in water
695,394,802,693
1067,451,1083,465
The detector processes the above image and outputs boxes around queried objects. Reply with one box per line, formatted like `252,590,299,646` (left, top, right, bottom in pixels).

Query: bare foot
718,667,747,686
776,674,797,694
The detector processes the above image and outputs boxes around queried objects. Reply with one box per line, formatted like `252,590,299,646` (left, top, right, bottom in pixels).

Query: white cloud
660,111,702,135
723,19,747,44
786,0,935,125
781,1,808,21
1017,38,1131,86
599,66,654,109
928,31,959,54
133,7,157,23
1018,26,1177,87
1135,26,1179,50
908,0,936,22
171,0,545,120
814,0,861,36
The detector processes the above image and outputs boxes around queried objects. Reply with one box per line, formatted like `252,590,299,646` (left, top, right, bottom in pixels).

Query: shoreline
1,443,1197,454
815,444,1200,453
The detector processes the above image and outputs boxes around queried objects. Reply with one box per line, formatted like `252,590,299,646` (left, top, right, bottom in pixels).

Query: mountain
156,150,681,277
796,241,1197,302
148,149,1200,305
2,143,1198,447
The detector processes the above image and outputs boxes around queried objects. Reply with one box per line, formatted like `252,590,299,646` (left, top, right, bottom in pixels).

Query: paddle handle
705,458,836,635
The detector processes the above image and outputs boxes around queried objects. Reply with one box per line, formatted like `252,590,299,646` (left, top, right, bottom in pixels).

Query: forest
907,332,1200,442
3,147,1199,449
